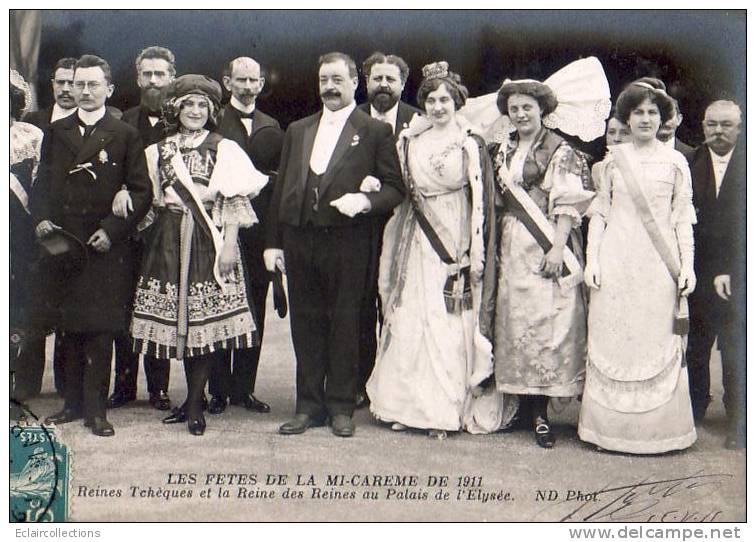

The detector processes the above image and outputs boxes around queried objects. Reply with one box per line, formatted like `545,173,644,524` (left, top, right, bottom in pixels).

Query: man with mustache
206,56,284,415
23,57,78,132
686,100,745,449
264,52,404,437
355,52,420,409
107,46,176,412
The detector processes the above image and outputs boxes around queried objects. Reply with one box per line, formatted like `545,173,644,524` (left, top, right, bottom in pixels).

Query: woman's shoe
162,408,186,424
534,420,555,449
188,414,206,436
428,429,447,440
390,422,408,432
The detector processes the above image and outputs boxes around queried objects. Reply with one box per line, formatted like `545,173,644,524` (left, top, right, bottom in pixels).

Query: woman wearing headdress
578,80,697,454
130,74,268,436
483,58,610,448
10,69,45,406
366,62,516,438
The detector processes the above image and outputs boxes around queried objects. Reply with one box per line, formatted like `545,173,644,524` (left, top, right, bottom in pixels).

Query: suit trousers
60,331,114,420
686,285,726,415
283,223,371,417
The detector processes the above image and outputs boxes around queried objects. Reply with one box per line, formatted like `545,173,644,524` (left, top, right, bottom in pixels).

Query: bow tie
236,109,255,119
77,117,99,138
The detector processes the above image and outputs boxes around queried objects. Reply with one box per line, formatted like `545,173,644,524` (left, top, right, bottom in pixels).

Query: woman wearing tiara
578,80,697,454
366,62,513,438
130,74,268,436
482,58,609,448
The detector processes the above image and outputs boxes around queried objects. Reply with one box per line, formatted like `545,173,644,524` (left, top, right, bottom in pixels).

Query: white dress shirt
147,114,160,127
309,102,356,175
51,103,77,123
708,147,734,198
77,106,106,135
231,96,256,136
370,102,398,134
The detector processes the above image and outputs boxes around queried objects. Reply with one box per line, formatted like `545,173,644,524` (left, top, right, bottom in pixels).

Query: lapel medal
98,149,109,164
351,134,360,147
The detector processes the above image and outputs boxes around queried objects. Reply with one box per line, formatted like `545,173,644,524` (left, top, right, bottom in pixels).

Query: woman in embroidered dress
130,75,268,436
578,82,697,454
10,70,45,406
366,62,513,438
488,59,608,449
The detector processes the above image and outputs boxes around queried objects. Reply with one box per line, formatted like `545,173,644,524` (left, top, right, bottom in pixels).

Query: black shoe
149,391,172,411
278,413,325,435
88,416,115,437
107,390,136,409
330,414,355,438
534,419,555,449
188,414,206,436
208,395,228,415
355,392,370,410
162,407,187,424
45,409,82,425
230,394,270,413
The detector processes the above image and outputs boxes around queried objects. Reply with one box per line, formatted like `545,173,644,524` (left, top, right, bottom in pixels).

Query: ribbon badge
350,134,360,147
98,149,109,164
68,162,97,182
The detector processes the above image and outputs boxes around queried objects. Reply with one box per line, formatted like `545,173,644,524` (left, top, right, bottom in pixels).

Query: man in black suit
657,97,695,160
32,55,152,437
108,46,176,412
355,52,420,408
206,56,284,415
686,100,744,444
264,52,404,437
23,57,78,132
22,57,78,397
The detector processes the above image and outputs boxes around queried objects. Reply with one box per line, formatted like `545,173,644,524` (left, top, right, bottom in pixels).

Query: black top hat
37,228,89,275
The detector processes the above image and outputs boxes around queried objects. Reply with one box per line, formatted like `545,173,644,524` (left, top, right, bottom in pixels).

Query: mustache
704,134,730,145
321,90,341,98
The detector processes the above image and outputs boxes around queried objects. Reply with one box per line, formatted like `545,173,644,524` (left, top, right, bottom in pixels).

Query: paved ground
20,296,746,522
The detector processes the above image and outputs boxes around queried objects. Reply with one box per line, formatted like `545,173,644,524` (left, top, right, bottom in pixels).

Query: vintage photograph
8,8,746,525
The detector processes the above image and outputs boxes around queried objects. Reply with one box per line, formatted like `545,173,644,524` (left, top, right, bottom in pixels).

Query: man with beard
206,56,284,415
107,46,176,412
23,57,78,132
686,100,745,449
355,52,420,408
264,52,404,437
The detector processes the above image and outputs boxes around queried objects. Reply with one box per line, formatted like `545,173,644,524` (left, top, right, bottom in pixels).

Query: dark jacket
122,105,166,149
357,100,421,141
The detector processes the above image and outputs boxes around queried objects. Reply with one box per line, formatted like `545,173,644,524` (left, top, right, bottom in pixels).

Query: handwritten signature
545,470,733,522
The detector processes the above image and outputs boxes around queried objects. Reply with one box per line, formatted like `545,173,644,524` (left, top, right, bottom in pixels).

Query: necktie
78,118,96,139
236,110,254,119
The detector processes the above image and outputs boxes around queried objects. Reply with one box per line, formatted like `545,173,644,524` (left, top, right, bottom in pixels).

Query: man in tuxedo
108,46,176,412
23,57,78,132
686,100,744,446
264,52,404,437
32,55,152,437
657,97,694,160
355,52,420,408
206,56,284,415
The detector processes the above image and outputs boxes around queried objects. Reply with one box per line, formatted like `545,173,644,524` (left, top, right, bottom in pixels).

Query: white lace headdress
458,57,611,143
10,69,33,118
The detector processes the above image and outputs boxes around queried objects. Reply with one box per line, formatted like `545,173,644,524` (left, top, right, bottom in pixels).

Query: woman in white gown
578,81,698,454
367,62,509,438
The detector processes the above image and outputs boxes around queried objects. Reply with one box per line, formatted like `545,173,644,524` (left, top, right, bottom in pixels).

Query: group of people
9,46,745,454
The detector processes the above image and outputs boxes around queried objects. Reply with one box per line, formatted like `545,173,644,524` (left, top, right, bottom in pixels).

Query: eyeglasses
140,71,169,80
73,81,105,90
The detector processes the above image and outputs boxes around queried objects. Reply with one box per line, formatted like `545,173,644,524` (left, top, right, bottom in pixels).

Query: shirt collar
370,102,399,125
708,146,734,164
321,101,356,125
230,96,256,115
77,106,106,126
51,103,77,121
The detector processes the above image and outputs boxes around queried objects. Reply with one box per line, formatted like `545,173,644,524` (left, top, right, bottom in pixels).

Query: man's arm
264,126,293,251
363,123,405,214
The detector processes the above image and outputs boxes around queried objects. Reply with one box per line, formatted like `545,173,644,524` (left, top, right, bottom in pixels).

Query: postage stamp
9,406,70,522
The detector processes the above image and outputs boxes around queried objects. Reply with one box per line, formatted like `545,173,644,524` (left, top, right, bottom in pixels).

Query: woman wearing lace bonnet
477,58,610,448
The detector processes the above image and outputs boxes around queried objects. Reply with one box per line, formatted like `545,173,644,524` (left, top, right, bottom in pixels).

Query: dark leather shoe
88,417,115,437
534,420,555,449
355,392,370,410
231,394,270,413
149,391,172,411
330,414,355,438
278,413,324,435
45,409,82,425
107,390,136,409
188,415,206,436
162,408,187,424
208,395,228,415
